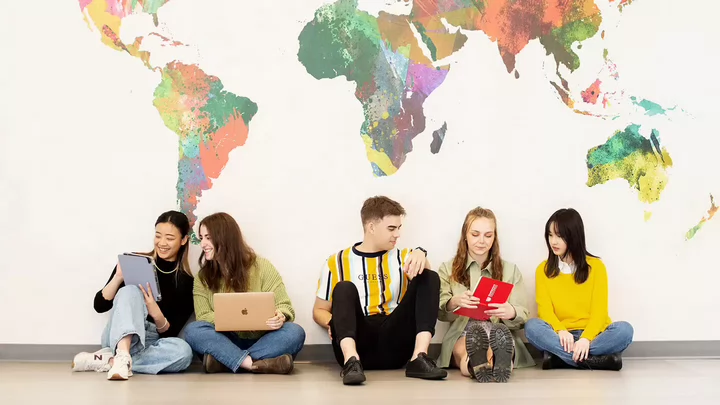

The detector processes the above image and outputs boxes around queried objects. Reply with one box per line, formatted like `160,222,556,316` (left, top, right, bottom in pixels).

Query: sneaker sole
406,370,448,380
465,322,492,383
343,374,366,385
489,324,513,383
108,373,128,381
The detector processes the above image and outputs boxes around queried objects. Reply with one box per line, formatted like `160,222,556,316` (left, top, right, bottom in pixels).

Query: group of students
71,196,633,384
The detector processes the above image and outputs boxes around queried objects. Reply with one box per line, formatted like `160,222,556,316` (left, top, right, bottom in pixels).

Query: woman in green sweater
184,212,305,374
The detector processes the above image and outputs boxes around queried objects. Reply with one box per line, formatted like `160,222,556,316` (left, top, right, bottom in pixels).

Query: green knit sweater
193,256,295,339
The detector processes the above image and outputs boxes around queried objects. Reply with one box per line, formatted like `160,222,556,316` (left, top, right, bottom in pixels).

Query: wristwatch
414,247,427,256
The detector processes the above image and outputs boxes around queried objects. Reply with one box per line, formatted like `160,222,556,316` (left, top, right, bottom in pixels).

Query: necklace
154,261,179,274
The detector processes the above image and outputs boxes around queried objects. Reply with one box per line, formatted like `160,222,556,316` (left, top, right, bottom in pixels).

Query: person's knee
166,339,193,371
331,282,359,308
114,285,143,303
524,318,541,331
415,269,440,287
523,318,544,340
176,340,194,370
332,281,358,298
614,321,634,341
282,322,307,354
183,321,213,344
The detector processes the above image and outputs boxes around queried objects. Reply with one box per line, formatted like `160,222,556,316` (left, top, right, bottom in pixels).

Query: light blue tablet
117,253,162,302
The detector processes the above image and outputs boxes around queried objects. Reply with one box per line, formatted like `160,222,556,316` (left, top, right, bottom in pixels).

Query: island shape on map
79,0,257,235
586,124,673,204
686,194,718,240
298,0,605,176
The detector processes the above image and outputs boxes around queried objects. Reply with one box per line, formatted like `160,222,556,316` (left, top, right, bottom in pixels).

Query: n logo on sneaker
94,354,103,360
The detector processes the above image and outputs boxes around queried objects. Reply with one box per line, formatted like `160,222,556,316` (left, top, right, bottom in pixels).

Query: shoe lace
415,354,439,370
115,352,132,368
342,360,362,377
579,358,594,371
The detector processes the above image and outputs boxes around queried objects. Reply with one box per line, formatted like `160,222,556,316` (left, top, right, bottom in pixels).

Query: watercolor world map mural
78,0,715,241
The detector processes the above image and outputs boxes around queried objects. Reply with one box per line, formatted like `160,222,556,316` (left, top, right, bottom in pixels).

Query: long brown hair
198,212,257,292
451,207,503,287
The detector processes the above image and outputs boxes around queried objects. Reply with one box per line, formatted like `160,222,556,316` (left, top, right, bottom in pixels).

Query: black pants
329,270,440,370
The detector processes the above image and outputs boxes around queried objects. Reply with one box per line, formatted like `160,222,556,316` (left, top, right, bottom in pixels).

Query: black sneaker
466,322,492,382
580,353,623,371
405,353,447,380
542,351,572,370
341,356,366,385
488,323,514,383
541,351,553,370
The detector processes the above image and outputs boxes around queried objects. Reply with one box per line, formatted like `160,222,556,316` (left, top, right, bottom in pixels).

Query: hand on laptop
266,310,286,330
484,302,516,320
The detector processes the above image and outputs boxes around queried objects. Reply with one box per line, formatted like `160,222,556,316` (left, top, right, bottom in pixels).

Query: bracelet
415,247,427,255
158,318,168,331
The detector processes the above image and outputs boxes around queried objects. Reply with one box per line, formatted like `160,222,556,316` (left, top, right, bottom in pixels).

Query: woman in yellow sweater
183,212,306,374
525,208,633,370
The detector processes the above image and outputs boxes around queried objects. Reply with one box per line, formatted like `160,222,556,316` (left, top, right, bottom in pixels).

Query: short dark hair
360,196,406,226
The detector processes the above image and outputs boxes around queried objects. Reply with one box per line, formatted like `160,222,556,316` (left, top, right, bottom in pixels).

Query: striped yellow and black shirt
317,243,412,316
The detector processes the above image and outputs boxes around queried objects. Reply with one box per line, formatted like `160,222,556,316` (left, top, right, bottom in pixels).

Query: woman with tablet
71,210,195,380
183,212,306,374
525,208,633,370
437,207,535,383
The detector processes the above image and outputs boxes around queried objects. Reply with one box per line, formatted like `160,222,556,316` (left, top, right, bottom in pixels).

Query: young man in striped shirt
312,196,447,385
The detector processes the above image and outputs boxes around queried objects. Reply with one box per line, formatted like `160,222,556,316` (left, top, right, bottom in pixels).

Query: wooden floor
1,359,718,404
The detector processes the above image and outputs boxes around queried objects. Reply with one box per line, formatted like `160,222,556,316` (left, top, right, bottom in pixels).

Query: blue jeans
525,318,634,367
184,321,306,372
101,286,193,374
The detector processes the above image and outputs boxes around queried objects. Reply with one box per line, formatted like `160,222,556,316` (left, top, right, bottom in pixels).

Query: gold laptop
213,292,276,332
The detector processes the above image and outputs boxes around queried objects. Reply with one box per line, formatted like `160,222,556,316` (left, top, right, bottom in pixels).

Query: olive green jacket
436,256,536,369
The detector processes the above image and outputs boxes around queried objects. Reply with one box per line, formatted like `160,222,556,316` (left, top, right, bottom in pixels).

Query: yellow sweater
535,256,612,341
193,256,295,339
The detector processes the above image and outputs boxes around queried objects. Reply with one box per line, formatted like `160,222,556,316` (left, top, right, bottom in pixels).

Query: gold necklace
154,261,179,274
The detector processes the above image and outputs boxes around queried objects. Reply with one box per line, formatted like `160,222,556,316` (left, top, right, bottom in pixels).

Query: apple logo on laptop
241,308,248,315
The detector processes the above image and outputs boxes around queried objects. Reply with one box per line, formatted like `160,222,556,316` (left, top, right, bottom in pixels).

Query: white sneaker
71,347,113,372
107,351,133,380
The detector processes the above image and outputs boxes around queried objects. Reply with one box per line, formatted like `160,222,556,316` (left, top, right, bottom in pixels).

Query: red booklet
453,277,514,321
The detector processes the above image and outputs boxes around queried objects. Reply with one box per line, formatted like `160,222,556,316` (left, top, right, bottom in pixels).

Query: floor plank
1,359,718,404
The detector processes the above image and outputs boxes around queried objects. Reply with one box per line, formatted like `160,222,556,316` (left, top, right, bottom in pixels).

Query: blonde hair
451,207,503,286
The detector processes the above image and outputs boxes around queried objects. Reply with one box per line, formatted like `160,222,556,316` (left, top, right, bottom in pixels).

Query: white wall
1,0,719,345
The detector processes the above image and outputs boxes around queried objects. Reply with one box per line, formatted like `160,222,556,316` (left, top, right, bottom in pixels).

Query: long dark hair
141,210,192,277
198,212,257,292
452,207,504,287
544,208,598,284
